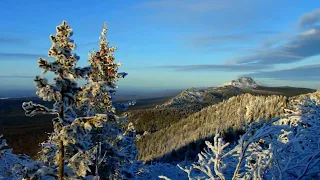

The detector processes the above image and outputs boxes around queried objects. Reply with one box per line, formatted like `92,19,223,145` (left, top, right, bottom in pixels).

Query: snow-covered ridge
156,88,203,108
155,85,244,109
222,77,258,88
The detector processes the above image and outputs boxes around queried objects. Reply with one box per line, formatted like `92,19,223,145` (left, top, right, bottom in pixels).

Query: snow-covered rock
137,163,188,180
222,77,258,89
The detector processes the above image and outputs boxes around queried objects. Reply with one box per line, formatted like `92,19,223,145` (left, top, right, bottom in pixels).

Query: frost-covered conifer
74,23,140,180
18,21,139,180
76,22,129,117
20,21,91,179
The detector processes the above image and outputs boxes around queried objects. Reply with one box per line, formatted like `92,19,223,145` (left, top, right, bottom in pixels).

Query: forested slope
137,93,289,161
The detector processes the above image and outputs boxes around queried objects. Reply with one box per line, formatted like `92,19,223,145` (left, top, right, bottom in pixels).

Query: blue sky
0,0,320,92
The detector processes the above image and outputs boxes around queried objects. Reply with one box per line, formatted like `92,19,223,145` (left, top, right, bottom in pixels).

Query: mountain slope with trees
136,93,290,162
128,85,245,134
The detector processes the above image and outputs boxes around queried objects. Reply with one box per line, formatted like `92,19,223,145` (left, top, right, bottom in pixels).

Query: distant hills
0,88,183,101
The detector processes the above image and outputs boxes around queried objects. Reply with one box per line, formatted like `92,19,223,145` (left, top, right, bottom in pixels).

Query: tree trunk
58,104,64,180
58,140,64,180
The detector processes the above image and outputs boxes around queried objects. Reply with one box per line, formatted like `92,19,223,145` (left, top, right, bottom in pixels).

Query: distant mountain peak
222,77,258,89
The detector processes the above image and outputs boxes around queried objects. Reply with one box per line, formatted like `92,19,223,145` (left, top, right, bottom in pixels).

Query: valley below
0,93,177,157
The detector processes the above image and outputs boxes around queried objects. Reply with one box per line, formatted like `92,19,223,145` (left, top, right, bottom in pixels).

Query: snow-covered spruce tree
75,23,139,179
161,91,320,180
21,21,93,179
76,22,130,116
21,21,139,179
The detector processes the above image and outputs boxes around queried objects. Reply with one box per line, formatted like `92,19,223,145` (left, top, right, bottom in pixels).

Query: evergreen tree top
38,21,80,77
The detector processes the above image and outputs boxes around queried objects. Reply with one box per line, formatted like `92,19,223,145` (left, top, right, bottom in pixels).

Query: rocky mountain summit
222,76,258,88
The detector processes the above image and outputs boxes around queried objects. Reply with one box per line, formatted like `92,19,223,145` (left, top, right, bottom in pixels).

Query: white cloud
226,27,320,65
244,64,320,81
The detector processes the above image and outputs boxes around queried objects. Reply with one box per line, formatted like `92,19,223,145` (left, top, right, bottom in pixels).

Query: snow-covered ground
137,163,188,180
159,90,320,179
